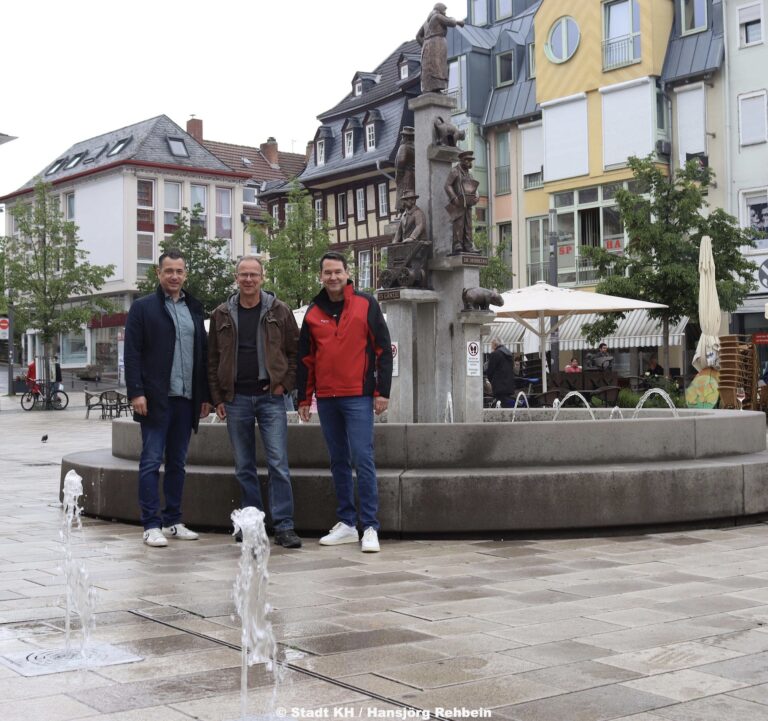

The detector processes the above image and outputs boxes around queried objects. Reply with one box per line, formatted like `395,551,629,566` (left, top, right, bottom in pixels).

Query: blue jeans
317,395,379,531
138,397,193,530
225,393,295,531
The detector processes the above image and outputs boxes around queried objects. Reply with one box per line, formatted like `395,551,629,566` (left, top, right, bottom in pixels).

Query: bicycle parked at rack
20,378,69,411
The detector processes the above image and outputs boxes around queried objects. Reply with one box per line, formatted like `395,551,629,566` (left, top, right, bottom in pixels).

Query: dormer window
64,152,86,170
680,0,706,34
497,51,515,86
46,159,67,175
366,123,376,151
472,0,488,25
107,137,132,157
354,81,363,96
345,130,354,157
316,139,325,166
399,64,409,79
167,137,189,158
528,44,536,78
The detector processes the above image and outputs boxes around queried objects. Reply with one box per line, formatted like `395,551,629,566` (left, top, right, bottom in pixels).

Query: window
243,185,258,205
526,216,550,284
472,0,488,25
272,204,280,222
601,79,653,167
356,187,366,222
358,250,372,290
447,56,467,109
167,137,189,158
83,144,107,164
744,191,768,249
739,3,763,46
107,137,131,156
528,44,536,78
163,181,181,235
314,197,324,228
680,0,707,34
675,84,706,166
603,0,641,70
137,233,154,262
495,131,510,195
366,124,376,151
137,179,154,233
191,184,207,229
64,153,86,170
545,16,580,63
316,139,325,166
543,95,589,181
377,182,389,217
354,81,362,96
498,222,512,267
65,192,75,221
497,0,512,20
399,64,409,79
344,130,354,157
739,91,768,146
286,203,297,222
496,51,514,86
46,159,66,175
521,123,544,189
337,193,347,226
216,187,232,240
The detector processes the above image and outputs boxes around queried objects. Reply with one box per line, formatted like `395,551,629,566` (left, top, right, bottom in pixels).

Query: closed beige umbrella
692,236,721,371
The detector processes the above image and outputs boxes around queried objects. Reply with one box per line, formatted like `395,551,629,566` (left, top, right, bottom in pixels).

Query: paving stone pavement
2,404,768,720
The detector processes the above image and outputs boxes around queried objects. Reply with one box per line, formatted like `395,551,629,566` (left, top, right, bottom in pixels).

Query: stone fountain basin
60,410,768,534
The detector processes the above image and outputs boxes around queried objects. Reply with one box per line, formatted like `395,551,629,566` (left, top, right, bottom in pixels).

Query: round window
545,16,580,63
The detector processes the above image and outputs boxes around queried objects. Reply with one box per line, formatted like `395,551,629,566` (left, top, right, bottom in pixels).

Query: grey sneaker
161,523,199,540
361,527,380,553
143,528,168,547
319,522,359,546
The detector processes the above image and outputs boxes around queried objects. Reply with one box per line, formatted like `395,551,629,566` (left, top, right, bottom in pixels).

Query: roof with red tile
201,139,305,183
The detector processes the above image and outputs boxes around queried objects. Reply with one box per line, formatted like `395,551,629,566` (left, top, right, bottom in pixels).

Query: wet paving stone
289,627,436,655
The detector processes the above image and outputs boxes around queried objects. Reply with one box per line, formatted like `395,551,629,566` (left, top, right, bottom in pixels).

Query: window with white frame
739,3,763,46
744,190,768,249
137,179,155,243
354,81,362,96
64,153,85,170
65,192,75,221
521,122,544,189
495,131,511,195
164,181,181,236
497,0,512,20
740,91,768,146
680,0,707,34
344,130,354,157
399,63,409,79
365,124,376,151
545,16,581,63
167,137,189,158
358,250,372,289
191,184,207,229
543,95,589,181
272,203,280,222
337,192,347,225
377,182,389,217
472,0,488,25
675,84,706,166
314,198,324,228
216,187,232,240
316,139,325,166
243,185,258,205
601,78,653,167
603,0,641,70
447,56,467,109
356,187,366,222
528,43,536,78
497,51,514,86
286,203,297,222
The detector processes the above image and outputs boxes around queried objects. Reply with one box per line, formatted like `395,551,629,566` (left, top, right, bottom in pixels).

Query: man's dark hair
159,248,185,267
320,251,347,271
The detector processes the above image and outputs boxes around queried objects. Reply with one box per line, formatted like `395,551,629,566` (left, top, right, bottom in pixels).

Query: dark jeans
224,393,295,531
317,395,379,531
138,397,192,530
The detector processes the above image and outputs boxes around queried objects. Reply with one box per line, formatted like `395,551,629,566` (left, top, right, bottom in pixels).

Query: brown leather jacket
207,290,299,406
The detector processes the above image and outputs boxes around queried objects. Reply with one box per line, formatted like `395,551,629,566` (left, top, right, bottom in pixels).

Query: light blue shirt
164,292,194,399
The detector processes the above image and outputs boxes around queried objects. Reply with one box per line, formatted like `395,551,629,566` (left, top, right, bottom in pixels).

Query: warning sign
466,340,481,377
391,342,399,377
0,316,8,341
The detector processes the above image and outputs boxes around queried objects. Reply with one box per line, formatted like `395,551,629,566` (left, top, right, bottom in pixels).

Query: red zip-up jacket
297,281,392,403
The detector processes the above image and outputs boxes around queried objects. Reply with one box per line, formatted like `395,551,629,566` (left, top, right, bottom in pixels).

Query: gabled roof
319,39,421,120
662,0,724,84
13,115,236,194
201,139,305,182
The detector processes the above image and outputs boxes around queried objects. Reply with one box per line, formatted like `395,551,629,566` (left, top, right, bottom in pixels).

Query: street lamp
548,207,560,372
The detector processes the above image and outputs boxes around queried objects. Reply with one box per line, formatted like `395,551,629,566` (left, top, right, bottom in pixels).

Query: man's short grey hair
490,337,502,348
235,255,265,273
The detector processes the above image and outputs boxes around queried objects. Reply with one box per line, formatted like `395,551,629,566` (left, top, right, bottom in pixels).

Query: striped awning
483,310,687,352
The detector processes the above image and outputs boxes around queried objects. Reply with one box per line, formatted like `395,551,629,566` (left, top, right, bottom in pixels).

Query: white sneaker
319,522,359,546
143,528,168,547
162,523,199,540
361,527,380,553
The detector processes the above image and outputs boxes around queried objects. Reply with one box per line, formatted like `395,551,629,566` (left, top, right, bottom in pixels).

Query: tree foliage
1,181,115,354
581,156,757,371
137,205,235,315
475,228,513,292
250,183,330,308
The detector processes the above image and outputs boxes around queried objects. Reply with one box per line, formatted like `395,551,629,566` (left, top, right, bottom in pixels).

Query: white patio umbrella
692,236,721,371
490,281,667,392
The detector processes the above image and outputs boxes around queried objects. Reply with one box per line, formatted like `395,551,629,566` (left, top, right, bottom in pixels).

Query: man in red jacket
297,252,392,553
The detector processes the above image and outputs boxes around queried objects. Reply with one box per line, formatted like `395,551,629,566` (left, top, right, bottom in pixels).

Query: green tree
1,181,115,361
581,156,757,375
475,228,512,291
250,183,330,308
137,205,235,315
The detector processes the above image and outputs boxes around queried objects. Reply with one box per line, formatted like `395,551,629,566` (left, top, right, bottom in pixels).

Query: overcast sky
0,0,444,200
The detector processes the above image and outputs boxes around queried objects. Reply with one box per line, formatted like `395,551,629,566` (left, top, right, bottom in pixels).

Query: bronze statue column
444,151,480,254
416,3,465,94
394,127,415,213
393,192,426,243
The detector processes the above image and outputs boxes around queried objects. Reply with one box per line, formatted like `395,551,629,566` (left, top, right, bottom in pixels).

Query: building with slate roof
263,39,423,291
0,115,251,371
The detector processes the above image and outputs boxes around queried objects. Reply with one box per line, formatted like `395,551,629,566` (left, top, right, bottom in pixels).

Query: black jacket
124,285,209,432
486,344,517,396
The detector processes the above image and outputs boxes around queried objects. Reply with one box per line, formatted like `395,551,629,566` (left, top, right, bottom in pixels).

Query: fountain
632,388,680,419
552,392,597,422
0,470,142,676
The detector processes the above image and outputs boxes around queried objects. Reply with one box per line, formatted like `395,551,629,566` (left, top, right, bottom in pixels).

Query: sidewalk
2,410,768,720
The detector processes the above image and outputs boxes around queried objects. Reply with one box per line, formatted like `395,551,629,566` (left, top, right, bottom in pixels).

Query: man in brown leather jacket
207,256,302,548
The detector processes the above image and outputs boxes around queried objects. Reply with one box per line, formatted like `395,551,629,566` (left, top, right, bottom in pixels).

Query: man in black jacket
124,249,211,548
485,338,518,407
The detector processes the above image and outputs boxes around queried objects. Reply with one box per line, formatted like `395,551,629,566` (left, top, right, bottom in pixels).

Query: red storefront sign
752,332,768,345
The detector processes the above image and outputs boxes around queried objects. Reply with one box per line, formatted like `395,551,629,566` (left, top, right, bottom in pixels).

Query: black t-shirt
327,299,344,323
235,303,265,395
